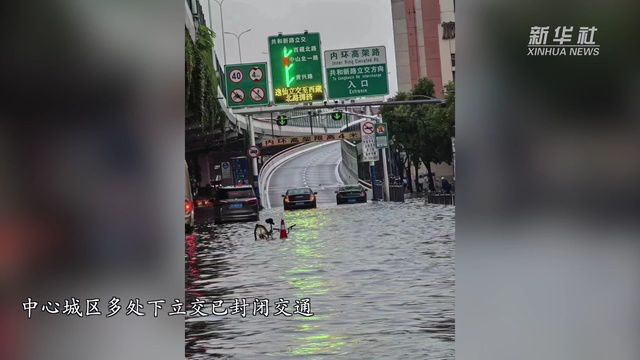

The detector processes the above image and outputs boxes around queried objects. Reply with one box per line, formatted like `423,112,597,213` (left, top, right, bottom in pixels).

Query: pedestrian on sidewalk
441,177,452,194
417,175,425,193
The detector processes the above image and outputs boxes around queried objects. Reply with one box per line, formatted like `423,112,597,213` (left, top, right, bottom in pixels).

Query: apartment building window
451,53,455,67
442,22,455,40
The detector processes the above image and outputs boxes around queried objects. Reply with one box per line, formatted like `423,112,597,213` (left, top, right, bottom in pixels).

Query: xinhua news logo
528,26,599,56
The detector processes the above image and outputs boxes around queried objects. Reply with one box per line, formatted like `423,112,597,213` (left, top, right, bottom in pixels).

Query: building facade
391,0,455,97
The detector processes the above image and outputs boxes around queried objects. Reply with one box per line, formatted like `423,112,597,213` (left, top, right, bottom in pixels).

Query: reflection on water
186,199,455,359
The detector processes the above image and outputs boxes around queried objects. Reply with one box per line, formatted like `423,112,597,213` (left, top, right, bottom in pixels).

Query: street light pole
224,29,251,63
270,112,275,137
211,0,227,66
307,111,314,136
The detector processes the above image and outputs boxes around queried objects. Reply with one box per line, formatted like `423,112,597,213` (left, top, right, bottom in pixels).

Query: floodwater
186,199,455,359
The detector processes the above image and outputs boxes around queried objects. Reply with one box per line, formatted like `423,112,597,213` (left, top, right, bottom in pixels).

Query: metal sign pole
270,112,275,137
367,106,390,201
247,114,259,199
381,146,390,201
369,161,377,200
377,117,390,201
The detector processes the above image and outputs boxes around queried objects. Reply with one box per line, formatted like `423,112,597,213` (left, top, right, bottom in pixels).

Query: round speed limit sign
229,69,243,83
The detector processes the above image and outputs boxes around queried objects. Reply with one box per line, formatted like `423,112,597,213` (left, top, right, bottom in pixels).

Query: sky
201,0,399,96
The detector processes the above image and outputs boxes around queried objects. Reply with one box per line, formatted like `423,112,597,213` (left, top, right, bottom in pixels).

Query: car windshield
287,188,312,195
340,186,362,192
218,188,255,199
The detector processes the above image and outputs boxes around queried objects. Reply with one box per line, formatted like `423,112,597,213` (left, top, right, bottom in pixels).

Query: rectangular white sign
324,46,387,69
360,121,379,162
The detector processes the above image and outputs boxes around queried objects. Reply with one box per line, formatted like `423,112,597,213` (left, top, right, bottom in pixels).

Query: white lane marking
263,141,338,209
335,158,344,186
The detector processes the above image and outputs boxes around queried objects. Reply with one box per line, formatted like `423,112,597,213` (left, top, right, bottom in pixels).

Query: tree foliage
381,78,455,189
185,25,225,132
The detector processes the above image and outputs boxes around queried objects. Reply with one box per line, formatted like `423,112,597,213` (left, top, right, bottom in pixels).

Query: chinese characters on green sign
268,33,325,104
324,46,389,99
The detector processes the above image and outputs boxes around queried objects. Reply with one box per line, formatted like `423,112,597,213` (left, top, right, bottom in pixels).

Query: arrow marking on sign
284,47,295,87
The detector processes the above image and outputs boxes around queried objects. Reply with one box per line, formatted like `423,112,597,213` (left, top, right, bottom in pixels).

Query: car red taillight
309,194,315,201
185,200,193,214
246,199,258,206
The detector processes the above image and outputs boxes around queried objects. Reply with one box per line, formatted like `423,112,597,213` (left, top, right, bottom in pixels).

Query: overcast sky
201,0,398,96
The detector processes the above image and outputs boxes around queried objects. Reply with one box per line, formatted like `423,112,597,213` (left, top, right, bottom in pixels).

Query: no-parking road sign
230,89,245,103
360,121,379,162
247,145,261,158
362,121,375,135
225,62,269,108
250,87,266,102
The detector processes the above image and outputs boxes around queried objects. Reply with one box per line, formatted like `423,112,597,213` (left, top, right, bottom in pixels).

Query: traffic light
331,111,343,121
276,115,288,126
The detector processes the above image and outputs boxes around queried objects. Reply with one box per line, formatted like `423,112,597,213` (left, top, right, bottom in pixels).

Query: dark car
283,187,317,210
194,186,215,211
336,185,367,204
213,185,259,224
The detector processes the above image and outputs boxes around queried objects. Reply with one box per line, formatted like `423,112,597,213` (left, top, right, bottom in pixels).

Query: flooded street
186,199,455,359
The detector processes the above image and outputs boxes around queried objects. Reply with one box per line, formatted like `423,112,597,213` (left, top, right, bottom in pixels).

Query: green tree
415,104,452,190
412,77,435,98
186,25,226,133
381,78,455,192
381,92,416,190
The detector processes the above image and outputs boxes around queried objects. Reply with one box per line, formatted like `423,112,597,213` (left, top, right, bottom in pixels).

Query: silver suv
213,186,259,224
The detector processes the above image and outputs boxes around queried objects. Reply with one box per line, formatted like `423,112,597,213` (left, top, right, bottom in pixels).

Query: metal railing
426,192,456,205
253,112,347,129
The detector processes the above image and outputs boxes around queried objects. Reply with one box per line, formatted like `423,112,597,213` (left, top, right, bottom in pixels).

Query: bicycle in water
254,218,296,240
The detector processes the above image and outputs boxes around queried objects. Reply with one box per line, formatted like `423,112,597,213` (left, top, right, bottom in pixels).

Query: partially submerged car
283,187,317,210
336,185,367,205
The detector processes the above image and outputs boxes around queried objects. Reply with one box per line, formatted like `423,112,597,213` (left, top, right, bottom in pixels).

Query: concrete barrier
389,185,405,202
426,192,456,205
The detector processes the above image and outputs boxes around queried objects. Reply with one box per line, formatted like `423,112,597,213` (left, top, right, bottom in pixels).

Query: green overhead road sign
331,111,343,121
276,115,288,126
325,46,389,99
268,32,325,105
225,62,269,108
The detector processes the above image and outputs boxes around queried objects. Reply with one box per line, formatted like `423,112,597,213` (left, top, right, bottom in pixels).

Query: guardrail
253,113,346,129
258,143,312,209
258,141,341,208
217,93,345,137
339,140,359,185
426,192,456,205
